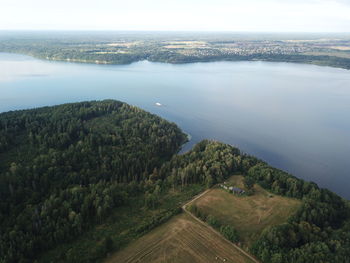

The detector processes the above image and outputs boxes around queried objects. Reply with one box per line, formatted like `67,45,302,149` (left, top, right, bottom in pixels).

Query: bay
1,52,350,199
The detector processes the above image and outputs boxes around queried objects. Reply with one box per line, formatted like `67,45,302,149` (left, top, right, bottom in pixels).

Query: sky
1,0,350,32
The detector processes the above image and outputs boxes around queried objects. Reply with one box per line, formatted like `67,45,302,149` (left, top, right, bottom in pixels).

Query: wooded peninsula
0,100,349,263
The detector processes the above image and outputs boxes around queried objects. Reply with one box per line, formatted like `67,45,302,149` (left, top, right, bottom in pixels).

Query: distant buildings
219,183,245,195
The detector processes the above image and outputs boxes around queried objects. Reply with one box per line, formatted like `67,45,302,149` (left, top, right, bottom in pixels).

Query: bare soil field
105,213,254,263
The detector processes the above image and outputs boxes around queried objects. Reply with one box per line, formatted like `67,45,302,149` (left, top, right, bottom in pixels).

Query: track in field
105,213,254,263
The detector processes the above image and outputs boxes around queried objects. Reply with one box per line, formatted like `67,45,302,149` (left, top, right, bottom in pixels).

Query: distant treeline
1,38,350,69
149,52,350,70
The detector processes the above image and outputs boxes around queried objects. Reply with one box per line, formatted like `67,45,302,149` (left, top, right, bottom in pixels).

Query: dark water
1,52,350,199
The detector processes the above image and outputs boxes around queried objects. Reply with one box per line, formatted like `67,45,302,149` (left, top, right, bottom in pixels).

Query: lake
1,52,350,199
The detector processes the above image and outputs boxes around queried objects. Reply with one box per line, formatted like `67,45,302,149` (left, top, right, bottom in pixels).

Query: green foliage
160,140,242,188
220,225,240,243
244,176,255,190
187,204,203,219
246,163,350,262
206,214,221,229
103,236,114,253
188,204,239,243
37,184,203,263
0,100,349,263
134,208,182,235
182,145,350,262
0,100,186,263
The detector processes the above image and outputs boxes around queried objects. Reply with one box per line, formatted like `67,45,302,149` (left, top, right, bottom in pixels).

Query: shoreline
1,50,350,71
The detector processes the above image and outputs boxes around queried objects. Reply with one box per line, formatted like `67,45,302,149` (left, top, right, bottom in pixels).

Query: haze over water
1,52,350,199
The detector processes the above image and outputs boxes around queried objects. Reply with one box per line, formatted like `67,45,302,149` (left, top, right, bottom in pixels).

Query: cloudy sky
1,0,350,32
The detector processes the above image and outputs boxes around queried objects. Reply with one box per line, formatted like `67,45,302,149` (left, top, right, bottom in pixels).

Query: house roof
232,187,244,192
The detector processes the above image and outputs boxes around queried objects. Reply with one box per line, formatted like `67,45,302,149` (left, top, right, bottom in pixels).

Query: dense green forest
0,100,187,262
1,100,349,263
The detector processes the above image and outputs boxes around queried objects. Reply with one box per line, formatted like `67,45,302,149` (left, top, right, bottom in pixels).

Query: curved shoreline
1,50,350,71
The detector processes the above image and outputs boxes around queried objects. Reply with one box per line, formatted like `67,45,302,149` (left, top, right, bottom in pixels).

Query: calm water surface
1,53,350,199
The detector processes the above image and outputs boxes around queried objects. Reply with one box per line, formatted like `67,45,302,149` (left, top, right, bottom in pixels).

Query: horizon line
1,29,350,34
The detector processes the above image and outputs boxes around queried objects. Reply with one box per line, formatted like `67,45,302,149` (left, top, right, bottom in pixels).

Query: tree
243,176,254,190
205,174,213,188
220,225,239,243
206,215,221,228
103,236,114,252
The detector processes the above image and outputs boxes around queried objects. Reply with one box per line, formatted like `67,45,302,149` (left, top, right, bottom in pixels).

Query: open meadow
192,176,302,247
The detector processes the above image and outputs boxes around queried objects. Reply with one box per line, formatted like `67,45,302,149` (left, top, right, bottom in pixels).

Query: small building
232,187,245,195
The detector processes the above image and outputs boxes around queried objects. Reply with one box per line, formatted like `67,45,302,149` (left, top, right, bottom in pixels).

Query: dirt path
182,188,261,263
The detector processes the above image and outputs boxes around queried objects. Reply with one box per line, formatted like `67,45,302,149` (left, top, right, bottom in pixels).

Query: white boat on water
155,102,162,106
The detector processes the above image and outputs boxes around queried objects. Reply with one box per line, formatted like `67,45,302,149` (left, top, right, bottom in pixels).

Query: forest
0,100,187,262
0,100,349,263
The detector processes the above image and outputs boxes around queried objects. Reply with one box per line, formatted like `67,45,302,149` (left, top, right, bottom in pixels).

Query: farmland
105,212,255,263
192,176,302,248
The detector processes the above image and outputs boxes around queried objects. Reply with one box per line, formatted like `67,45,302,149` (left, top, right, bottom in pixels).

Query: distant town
1,31,350,69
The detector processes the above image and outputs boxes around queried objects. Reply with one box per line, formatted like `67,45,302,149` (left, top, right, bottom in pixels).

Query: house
219,184,245,195
232,187,245,195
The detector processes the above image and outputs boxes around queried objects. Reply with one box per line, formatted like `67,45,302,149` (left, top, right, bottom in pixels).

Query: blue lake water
1,52,350,199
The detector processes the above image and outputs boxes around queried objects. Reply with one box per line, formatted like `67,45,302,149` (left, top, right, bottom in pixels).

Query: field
38,185,205,263
192,176,302,247
105,213,254,263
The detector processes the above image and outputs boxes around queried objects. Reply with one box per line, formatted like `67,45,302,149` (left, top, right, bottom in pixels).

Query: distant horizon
1,0,350,32
1,29,350,33
1,29,350,35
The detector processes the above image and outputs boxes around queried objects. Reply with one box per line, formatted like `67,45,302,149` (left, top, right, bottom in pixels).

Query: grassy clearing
193,176,301,248
105,213,254,263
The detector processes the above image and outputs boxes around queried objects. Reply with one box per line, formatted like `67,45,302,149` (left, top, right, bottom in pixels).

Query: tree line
245,163,350,263
1,100,349,262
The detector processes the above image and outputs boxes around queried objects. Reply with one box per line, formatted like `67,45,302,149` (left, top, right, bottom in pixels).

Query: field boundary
182,188,261,263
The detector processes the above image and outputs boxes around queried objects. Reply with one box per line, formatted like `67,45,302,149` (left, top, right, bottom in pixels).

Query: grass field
192,176,301,248
105,213,254,263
